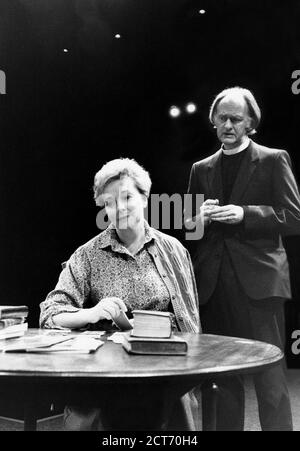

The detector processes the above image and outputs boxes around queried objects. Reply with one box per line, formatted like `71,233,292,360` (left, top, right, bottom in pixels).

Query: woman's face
102,176,147,231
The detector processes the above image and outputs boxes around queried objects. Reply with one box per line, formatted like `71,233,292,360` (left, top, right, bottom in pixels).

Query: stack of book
0,305,29,340
122,310,188,356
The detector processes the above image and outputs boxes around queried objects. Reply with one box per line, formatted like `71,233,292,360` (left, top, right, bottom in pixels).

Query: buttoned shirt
40,222,200,333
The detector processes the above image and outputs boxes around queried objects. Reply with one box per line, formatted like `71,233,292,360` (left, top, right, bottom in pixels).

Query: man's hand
200,199,220,226
209,205,244,224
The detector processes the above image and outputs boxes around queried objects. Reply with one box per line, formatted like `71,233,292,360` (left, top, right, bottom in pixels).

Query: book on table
0,322,28,340
0,334,74,352
0,305,29,319
0,317,27,329
130,310,172,338
0,305,29,339
122,333,188,356
1,333,104,353
26,336,104,353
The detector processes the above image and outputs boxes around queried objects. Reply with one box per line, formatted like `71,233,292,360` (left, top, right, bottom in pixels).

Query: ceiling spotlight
186,103,197,114
169,106,181,118
199,9,206,14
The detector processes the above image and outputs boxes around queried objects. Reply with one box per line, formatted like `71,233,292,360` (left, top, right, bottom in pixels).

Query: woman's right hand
89,297,127,323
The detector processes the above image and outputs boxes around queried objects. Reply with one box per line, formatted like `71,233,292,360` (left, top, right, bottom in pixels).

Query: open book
27,336,104,353
1,334,75,352
1,332,104,353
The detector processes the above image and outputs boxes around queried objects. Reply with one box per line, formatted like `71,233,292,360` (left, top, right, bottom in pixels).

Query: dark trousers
200,250,293,431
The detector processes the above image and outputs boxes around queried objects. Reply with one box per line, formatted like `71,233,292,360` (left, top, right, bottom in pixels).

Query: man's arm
209,150,300,235
184,163,218,229
242,150,300,236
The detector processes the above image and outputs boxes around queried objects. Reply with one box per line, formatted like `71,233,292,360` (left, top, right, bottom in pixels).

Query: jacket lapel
229,141,259,204
207,150,224,204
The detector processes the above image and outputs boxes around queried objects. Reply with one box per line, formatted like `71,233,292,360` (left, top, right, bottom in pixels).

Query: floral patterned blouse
40,221,200,333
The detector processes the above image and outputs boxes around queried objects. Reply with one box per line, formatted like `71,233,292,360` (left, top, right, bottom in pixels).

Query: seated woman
40,158,201,430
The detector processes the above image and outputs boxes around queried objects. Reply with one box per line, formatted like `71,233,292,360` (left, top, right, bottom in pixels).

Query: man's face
214,96,252,149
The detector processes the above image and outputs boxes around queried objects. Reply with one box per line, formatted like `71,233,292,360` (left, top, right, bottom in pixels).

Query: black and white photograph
0,0,300,436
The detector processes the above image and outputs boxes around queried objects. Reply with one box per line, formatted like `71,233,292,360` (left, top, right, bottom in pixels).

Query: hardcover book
122,334,188,355
0,305,29,319
0,322,28,340
0,317,27,329
131,310,172,338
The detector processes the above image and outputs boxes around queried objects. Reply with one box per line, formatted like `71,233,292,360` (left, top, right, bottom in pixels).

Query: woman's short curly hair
209,86,261,135
93,158,152,206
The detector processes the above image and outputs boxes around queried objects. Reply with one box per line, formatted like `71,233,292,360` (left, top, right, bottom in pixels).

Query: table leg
202,382,219,431
24,403,38,431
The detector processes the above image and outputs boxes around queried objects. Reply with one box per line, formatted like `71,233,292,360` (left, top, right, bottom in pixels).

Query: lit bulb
186,103,197,114
169,106,181,118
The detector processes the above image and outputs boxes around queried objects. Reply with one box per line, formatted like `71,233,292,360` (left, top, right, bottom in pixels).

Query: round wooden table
0,329,283,430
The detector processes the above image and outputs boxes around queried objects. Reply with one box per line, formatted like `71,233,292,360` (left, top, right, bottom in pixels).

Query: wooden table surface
0,329,284,430
0,329,283,381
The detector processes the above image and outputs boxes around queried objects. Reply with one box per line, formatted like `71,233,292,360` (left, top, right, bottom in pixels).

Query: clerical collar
221,137,250,155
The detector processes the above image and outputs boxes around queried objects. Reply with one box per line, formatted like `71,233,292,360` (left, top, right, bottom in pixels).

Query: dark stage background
1,0,300,361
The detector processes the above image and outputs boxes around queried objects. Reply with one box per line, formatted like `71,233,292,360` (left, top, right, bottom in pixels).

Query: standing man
186,86,300,431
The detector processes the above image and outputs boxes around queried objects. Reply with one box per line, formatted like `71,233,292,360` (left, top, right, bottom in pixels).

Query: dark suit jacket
187,140,300,304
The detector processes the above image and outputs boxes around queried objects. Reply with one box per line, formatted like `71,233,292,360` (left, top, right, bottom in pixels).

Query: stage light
115,34,121,39
199,9,206,14
63,49,69,53
186,102,197,114
169,106,181,118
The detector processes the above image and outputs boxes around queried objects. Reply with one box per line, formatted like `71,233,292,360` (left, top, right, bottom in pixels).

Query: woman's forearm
51,297,126,329
52,309,94,329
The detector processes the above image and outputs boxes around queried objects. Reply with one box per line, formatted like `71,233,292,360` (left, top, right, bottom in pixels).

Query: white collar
221,137,250,155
